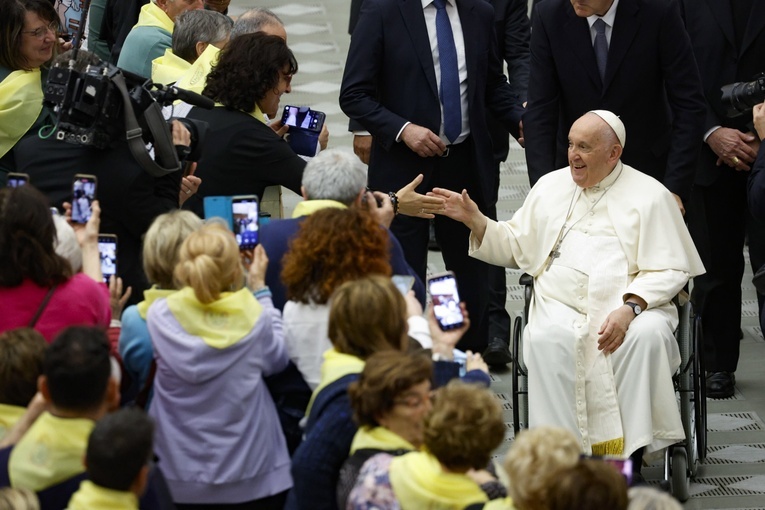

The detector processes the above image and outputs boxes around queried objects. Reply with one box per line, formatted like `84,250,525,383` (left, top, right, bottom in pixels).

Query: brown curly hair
424,381,505,471
203,32,297,113
281,208,392,304
349,350,433,428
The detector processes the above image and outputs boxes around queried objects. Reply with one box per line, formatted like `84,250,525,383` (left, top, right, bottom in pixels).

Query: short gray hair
53,215,82,273
302,149,367,205
173,10,233,64
231,8,283,38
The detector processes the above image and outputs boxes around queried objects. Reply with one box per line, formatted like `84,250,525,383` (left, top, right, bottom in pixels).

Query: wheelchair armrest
519,273,533,287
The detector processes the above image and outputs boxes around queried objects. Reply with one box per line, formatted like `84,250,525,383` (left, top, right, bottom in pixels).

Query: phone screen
98,235,117,284
232,196,259,250
71,175,97,224
7,173,29,188
428,272,465,331
281,105,325,133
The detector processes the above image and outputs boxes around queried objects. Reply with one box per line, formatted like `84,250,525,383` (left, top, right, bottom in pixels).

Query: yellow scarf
0,69,43,158
389,452,488,510
484,497,517,510
306,349,365,415
0,404,26,442
350,426,416,455
9,412,94,491
134,2,174,33
136,285,176,320
291,200,348,219
151,48,191,85
173,44,220,95
165,287,262,349
67,481,139,510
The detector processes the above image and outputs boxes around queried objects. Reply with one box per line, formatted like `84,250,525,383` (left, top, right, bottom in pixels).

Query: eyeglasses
22,21,58,40
393,390,435,409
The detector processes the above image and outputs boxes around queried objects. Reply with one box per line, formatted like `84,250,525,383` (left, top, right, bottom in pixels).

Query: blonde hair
627,487,682,510
504,427,582,510
173,222,244,303
143,210,203,289
0,487,39,510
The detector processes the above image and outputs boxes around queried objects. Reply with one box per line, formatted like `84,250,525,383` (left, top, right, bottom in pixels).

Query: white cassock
470,163,705,457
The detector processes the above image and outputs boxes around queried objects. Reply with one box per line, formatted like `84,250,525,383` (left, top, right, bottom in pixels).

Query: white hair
53,214,82,273
301,149,368,205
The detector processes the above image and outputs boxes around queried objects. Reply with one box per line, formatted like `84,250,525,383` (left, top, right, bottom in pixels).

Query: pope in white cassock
432,110,705,461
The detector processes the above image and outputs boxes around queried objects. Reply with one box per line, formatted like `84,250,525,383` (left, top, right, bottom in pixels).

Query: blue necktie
593,18,608,82
433,0,461,143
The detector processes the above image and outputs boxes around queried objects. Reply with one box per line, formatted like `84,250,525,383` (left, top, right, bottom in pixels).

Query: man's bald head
231,8,286,41
567,112,624,188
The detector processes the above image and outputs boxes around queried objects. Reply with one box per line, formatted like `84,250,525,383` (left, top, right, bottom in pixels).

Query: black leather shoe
482,337,512,366
706,371,736,399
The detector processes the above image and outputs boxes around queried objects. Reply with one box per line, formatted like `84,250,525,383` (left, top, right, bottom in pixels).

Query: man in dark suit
340,0,524,352
681,0,765,398
523,0,706,211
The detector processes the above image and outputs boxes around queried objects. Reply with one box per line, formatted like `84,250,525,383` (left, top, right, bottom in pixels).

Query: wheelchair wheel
671,446,690,502
693,312,708,463
511,315,528,434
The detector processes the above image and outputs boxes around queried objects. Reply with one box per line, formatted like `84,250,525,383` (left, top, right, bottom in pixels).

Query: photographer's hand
180,163,201,205
708,127,757,171
70,200,104,283
363,190,394,228
270,120,289,138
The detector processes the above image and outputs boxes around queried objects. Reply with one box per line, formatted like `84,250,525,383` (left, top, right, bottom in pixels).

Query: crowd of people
1,0,765,508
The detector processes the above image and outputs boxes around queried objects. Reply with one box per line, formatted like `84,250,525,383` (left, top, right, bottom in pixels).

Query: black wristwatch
625,302,642,316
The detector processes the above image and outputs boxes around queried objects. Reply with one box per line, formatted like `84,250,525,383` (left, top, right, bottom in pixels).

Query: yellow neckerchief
0,69,43,158
165,286,262,349
389,451,488,510
173,44,220,95
0,404,26,441
484,497,517,510
292,200,347,219
9,412,94,491
151,48,191,85
67,481,139,510
210,102,268,124
137,285,176,320
349,426,416,455
134,1,174,33
305,349,365,415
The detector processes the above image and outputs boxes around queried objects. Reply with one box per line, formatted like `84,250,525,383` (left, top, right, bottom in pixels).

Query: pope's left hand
597,305,635,354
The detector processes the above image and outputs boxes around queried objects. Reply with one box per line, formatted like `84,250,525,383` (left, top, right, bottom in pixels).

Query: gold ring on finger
732,156,740,165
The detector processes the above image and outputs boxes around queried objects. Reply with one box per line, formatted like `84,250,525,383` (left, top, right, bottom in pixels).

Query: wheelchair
509,274,707,502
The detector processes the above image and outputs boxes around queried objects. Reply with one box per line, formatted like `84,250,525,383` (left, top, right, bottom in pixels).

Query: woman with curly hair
347,381,506,510
184,32,309,216
280,207,392,389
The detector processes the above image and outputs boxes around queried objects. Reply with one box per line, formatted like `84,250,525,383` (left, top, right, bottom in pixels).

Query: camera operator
12,50,198,307
681,0,765,399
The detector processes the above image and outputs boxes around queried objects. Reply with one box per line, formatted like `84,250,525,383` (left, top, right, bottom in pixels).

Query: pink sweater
0,274,111,342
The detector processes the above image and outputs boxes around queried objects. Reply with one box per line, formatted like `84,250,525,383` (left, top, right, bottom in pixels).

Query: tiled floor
235,0,765,506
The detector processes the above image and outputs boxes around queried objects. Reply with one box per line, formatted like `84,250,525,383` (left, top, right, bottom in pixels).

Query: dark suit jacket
260,214,425,310
184,107,306,217
340,0,524,207
751,143,765,222
680,0,765,187
486,0,530,164
524,0,706,201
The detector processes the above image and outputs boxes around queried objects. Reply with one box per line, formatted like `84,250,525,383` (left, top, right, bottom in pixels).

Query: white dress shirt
586,0,620,46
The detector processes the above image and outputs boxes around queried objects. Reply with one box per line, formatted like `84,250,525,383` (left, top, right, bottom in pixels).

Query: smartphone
583,455,633,486
392,275,415,296
98,234,118,284
203,195,233,231
280,105,326,133
71,174,97,224
427,271,465,331
7,173,30,188
231,195,259,250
